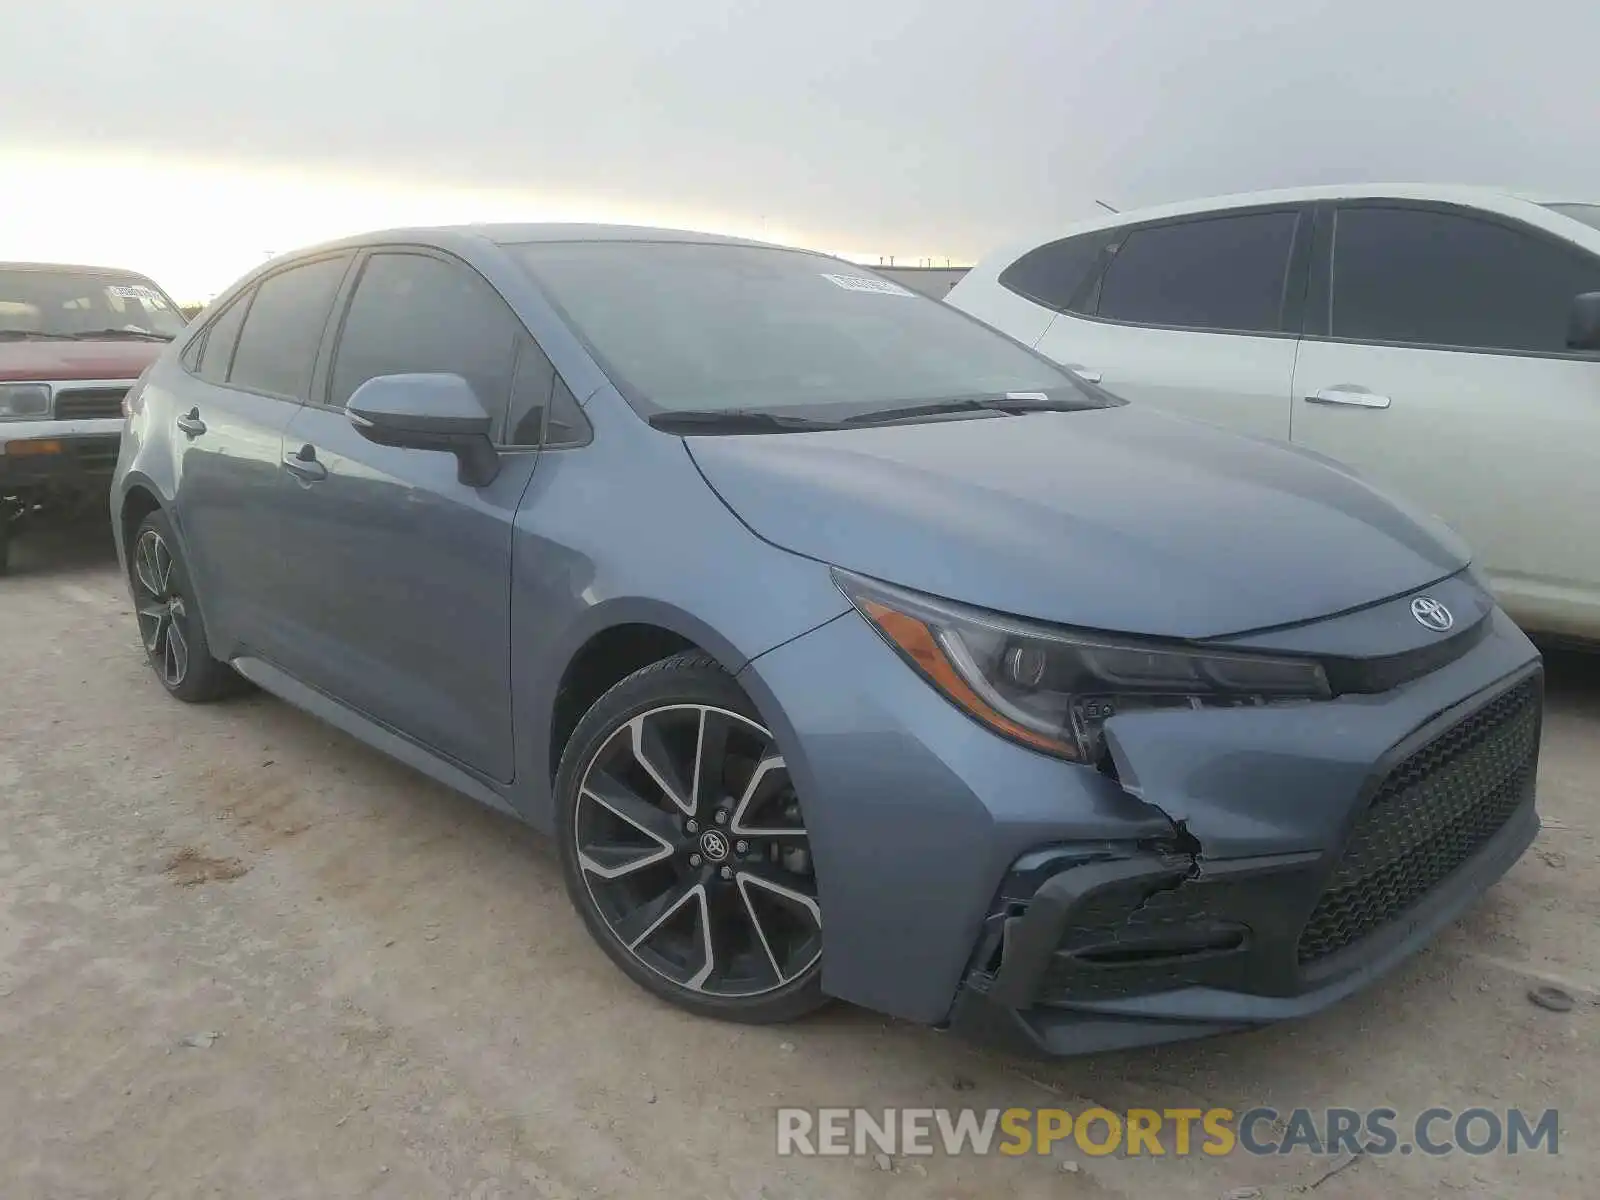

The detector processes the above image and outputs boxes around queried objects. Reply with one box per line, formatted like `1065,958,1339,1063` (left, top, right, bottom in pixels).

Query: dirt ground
1,518,1595,1199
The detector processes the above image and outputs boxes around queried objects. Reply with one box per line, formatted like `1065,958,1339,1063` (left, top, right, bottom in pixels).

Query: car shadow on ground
1538,642,1600,710
3,511,118,579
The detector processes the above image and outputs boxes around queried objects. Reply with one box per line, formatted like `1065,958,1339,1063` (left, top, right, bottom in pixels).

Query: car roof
302,222,786,256
0,261,161,276
1059,183,1597,230
960,184,1600,285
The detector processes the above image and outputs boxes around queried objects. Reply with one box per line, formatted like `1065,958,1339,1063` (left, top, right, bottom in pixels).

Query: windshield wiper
648,409,842,434
67,328,174,341
841,392,1095,426
0,329,77,341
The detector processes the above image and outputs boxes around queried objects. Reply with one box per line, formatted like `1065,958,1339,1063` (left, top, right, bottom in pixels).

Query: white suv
948,184,1600,644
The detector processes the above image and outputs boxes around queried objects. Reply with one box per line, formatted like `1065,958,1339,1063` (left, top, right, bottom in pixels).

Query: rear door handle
1065,364,1102,384
1305,387,1391,409
176,408,207,437
282,444,327,483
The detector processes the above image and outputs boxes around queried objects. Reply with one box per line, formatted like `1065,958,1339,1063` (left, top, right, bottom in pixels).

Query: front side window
328,253,520,413
0,269,186,340
512,241,1077,417
228,256,350,399
1330,207,1600,353
1095,211,1299,334
998,233,1106,312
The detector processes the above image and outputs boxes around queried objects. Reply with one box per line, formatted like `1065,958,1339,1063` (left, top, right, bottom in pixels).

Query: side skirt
230,655,523,822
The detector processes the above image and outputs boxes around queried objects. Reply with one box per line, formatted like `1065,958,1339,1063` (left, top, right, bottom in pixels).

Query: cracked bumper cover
948,797,1537,1055
744,593,1542,1054
948,650,1543,1056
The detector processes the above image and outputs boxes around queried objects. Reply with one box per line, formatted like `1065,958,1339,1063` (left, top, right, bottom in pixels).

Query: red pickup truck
1,262,187,573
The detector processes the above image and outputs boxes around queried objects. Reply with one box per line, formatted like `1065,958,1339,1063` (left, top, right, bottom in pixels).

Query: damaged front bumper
742,591,1543,1057
951,646,1543,1054
949,771,1537,1056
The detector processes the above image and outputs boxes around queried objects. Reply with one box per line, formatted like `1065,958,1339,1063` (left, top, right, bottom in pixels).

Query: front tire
556,652,827,1023
128,510,236,702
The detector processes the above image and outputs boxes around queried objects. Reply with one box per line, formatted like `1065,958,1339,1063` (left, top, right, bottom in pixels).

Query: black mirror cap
346,372,500,487
1567,292,1600,351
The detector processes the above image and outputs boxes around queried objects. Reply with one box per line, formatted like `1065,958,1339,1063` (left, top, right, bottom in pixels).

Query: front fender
506,414,853,827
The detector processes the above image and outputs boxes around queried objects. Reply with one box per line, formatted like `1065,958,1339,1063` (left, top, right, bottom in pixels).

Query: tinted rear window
1096,211,1299,333
511,242,1070,414
998,233,1106,312
197,293,249,383
228,256,349,400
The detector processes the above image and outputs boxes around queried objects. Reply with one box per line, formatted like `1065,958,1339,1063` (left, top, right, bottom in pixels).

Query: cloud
6,0,1600,264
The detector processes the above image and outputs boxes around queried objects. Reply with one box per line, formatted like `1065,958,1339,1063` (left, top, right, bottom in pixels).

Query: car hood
685,405,1470,640
0,340,165,383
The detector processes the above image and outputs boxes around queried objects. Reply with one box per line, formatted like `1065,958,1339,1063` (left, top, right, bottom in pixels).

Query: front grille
53,388,128,420
71,436,122,473
1297,677,1540,965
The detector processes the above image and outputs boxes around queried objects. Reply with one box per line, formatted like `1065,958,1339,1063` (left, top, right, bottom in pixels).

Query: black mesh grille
53,388,128,419
1297,677,1540,965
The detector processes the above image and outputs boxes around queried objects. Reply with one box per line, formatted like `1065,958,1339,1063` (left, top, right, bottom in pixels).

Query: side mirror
1567,292,1600,352
347,373,500,487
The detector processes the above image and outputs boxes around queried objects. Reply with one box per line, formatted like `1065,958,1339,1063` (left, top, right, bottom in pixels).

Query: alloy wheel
574,704,822,998
132,528,191,688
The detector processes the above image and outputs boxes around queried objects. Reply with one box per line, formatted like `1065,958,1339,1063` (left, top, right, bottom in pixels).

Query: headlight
0,383,50,421
835,570,1330,763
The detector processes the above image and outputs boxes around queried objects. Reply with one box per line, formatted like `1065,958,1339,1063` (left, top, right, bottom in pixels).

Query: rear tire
556,652,828,1024
128,510,237,702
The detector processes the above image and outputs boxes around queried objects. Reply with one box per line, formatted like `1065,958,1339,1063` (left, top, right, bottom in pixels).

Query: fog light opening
1074,927,1246,966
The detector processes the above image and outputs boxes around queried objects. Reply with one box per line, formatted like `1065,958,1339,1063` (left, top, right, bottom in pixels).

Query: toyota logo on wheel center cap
1411,596,1454,633
699,829,731,862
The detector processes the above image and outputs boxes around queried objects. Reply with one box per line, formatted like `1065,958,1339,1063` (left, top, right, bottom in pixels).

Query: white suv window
1330,207,1600,354
997,232,1106,312
1096,211,1299,334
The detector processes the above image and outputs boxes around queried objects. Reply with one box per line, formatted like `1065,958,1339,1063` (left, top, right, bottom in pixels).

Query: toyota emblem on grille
1411,596,1454,633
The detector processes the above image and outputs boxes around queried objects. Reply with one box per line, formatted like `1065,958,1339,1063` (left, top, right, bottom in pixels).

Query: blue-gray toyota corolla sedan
110,225,1543,1056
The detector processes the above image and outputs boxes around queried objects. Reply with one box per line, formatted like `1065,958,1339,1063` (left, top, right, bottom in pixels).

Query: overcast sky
4,0,1599,296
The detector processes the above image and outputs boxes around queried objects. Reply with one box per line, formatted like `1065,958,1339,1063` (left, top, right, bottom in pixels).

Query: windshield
512,241,1089,417
0,269,187,339
1543,203,1600,233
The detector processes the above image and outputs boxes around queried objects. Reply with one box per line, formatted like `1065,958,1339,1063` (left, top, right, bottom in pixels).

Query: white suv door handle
1306,386,1391,409
1065,364,1102,384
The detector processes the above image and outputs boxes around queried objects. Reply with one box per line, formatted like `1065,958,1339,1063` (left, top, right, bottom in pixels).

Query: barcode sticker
107,284,166,304
821,273,915,297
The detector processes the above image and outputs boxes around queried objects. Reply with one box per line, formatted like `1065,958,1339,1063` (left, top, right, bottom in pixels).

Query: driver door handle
176,408,207,437
1305,386,1391,409
282,443,327,483
1065,364,1102,384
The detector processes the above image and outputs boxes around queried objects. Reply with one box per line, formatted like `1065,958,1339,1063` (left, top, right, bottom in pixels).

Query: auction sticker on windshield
107,284,168,304
821,273,915,297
